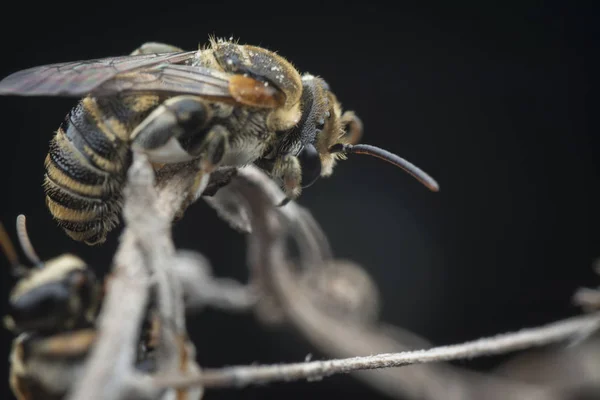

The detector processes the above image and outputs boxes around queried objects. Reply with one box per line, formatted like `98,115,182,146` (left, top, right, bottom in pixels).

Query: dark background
0,2,597,399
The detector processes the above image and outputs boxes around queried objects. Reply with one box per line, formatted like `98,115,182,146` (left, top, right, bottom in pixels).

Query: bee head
298,75,439,192
1,215,100,334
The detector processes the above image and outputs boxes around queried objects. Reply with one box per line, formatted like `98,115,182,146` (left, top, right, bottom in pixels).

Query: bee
0,38,439,245
1,215,100,400
0,216,158,400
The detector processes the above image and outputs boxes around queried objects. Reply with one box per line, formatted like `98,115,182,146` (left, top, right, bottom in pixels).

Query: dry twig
67,153,203,400
155,311,600,389
62,159,600,400
194,167,600,400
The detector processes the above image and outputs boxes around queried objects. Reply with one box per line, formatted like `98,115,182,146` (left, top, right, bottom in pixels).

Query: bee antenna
329,143,440,192
16,215,42,267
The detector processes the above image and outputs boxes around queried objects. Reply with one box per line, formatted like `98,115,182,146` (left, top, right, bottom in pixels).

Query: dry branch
495,334,600,397
67,153,203,400
197,166,600,400
174,250,257,313
61,158,600,400
155,311,600,389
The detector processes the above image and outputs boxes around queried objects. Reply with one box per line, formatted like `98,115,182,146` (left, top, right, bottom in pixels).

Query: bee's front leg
131,95,230,207
272,154,303,203
185,124,230,208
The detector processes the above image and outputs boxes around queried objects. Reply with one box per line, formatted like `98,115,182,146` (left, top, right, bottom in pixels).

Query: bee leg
183,125,230,209
340,111,363,145
130,42,184,55
177,123,231,203
192,125,230,172
130,96,213,164
272,154,303,202
131,96,231,217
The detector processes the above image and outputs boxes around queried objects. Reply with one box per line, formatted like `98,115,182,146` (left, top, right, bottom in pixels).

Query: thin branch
494,335,600,395
63,158,600,400
155,311,600,389
67,154,202,400
137,160,191,373
204,165,332,263
174,250,257,313
67,153,160,400
203,166,333,325
67,232,152,400
201,166,600,400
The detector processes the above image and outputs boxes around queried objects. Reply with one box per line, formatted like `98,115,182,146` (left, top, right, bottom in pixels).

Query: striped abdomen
43,95,160,245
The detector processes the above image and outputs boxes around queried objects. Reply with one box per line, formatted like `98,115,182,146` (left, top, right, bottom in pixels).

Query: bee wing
0,51,197,96
0,53,285,109
96,63,285,108
95,64,237,98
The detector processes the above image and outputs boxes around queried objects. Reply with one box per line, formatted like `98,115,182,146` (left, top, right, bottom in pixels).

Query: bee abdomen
44,98,132,245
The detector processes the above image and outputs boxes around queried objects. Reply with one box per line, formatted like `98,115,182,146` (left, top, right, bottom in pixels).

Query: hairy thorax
212,104,274,167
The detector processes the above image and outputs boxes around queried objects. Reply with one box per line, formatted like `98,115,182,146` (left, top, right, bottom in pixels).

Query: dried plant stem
198,167,600,400
67,240,151,400
158,169,600,397
67,153,201,400
62,158,600,400
155,311,600,389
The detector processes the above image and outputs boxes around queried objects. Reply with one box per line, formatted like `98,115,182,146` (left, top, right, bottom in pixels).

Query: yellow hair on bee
10,254,86,300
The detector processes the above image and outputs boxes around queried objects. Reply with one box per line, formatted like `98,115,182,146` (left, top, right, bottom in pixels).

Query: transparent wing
95,64,236,98
0,52,285,108
0,51,197,96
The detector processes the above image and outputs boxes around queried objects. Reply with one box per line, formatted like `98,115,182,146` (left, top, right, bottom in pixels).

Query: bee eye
298,144,322,188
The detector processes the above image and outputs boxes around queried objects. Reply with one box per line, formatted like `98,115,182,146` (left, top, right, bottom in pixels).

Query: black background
0,2,597,399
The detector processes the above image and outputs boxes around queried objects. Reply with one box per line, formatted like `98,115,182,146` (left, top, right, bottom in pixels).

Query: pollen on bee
229,75,285,108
